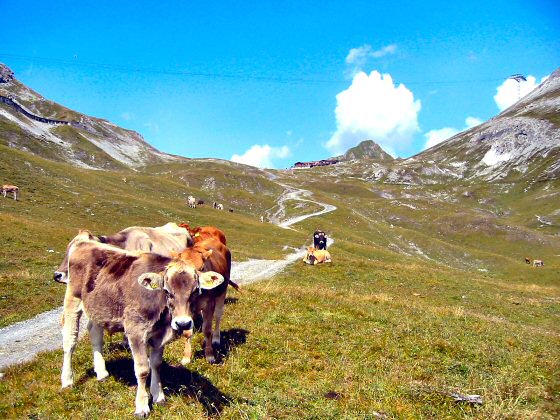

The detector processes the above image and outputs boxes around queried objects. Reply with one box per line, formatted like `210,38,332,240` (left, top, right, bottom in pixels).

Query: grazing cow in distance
2,184,18,200
525,257,531,265
197,199,205,206
229,208,234,213
53,223,193,284
303,246,332,265
187,195,197,208
213,202,224,210
313,230,327,250
260,215,264,223
533,259,544,267
60,239,225,417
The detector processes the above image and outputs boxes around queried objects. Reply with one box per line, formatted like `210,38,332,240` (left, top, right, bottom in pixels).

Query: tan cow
303,246,332,265
2,184,18,200
54,223,193,284
60,238,224,417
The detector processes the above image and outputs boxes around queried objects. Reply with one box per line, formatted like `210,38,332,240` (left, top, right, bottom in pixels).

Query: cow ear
199,271,225,289
202,249,213,260
138,272,164,290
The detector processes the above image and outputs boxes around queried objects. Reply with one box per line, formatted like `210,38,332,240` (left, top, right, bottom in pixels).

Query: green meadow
0,144,559,418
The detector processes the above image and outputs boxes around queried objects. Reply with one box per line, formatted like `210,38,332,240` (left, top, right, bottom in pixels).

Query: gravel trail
0,184,336,371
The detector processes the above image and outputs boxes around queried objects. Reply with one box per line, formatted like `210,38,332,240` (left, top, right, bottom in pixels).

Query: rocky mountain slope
0,63,180,170
321,68,559,185
336,140,394,162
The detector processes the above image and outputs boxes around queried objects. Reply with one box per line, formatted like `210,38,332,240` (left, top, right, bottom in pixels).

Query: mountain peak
339,140,393,161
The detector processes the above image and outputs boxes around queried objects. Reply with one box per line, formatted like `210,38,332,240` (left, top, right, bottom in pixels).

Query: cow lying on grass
60,238,225,417
54,223,193,284
303,246,332,265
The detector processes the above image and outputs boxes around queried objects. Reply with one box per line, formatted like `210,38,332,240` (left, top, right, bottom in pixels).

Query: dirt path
0,183,336,371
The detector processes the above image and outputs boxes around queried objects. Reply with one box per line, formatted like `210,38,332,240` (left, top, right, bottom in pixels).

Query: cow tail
228,279,241,292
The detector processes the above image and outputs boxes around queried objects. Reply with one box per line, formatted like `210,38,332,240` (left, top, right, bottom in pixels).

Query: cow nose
172,318,193,332
53,272,65,283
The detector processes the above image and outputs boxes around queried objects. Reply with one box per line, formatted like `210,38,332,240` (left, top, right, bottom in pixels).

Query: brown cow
179,223,227,245
54,223,193,284
60,239,224,417
2,184,18,200
176,237,232,365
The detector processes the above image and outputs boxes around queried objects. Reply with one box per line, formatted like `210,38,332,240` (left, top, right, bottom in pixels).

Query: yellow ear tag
150,281,159,290
194,233,200,237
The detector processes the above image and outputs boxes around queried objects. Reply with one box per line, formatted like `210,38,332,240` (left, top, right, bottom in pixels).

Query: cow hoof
96,370,109,381
180,357,191,365
134,408,150,418
61,377,74,389
206,355,216,364
212,339,220,346
154,396,166,405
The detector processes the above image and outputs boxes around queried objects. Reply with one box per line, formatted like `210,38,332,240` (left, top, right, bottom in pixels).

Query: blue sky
2,1,559,168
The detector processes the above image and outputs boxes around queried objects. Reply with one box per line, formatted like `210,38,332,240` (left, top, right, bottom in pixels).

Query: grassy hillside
0,145,301,326
0,147,558,418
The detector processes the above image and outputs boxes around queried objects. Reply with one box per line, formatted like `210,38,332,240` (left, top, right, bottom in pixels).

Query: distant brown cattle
525,257,531,265
180,223,227,245
60,238,225,417
2,184,18,200
54,223,193,284
175,237,232,365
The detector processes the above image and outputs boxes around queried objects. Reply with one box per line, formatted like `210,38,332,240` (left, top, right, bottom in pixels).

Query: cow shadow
224,297,239,305
86,358,233,416
193,328,249,364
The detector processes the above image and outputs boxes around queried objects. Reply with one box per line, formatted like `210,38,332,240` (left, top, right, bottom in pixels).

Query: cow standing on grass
176,236,232,365
60,238,225,417
2,184,18,200
187,195,197,208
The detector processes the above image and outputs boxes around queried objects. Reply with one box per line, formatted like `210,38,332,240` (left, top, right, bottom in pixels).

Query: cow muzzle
53,271,68,284
171,317,193,333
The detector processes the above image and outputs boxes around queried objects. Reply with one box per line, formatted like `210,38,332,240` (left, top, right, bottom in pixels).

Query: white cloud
231,144,291,169
326,70,421,156
121,111,135,121
424,127,460,150
423,116,483,150
465,116,482,128
345,44,397,65
494,75,547,111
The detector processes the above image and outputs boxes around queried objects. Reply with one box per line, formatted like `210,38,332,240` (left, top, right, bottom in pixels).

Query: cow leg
202,301,217,363
181,329,193,365
128,335,151,418
87,321,109,381
61,295,82,388
212,292,227,346
149,345,165,404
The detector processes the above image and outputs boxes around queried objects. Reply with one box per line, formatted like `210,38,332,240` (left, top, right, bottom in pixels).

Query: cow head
54,230,100,284
138,259,223,334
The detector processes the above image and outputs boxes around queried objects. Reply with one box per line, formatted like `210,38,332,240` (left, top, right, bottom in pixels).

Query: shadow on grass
87,358,232,416
193,328,249,364
224,297,239,305
82,328,250,416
